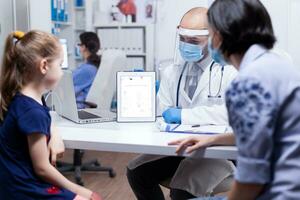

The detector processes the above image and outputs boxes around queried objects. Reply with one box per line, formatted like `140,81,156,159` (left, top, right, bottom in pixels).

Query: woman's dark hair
207,0,276,56
79,32,101,67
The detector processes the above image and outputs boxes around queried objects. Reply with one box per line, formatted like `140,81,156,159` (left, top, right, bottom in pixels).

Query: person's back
73,62,97,108
225,44,300,199
74,32,101,109
268,87,300,199
252,47,300,199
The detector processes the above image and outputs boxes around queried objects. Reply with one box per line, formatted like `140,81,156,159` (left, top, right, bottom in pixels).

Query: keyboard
78,110,101,119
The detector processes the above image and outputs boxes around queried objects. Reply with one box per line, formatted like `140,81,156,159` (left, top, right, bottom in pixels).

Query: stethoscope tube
176,62,188,107
176,61,224,107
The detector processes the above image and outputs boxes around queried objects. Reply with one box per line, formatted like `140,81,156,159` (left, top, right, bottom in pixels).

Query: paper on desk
156,118,229,134
156,118,179,132
171,124,228,134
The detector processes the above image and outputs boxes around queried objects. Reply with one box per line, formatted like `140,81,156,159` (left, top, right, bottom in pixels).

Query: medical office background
0,0,300,74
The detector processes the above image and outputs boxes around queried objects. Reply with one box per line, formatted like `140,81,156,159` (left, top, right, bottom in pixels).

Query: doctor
158,9,237,125
127,7,237,200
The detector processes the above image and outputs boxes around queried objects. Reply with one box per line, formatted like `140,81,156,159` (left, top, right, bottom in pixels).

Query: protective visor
173,27,209,66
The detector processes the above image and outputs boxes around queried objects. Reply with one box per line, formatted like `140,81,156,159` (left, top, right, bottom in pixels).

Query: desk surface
53,114,237,160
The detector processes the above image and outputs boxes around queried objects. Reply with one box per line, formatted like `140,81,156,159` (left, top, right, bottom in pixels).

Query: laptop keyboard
78,110,101,119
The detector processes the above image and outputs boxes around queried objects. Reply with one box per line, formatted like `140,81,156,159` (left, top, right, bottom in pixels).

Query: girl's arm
27,133,93,199
48,125,65,166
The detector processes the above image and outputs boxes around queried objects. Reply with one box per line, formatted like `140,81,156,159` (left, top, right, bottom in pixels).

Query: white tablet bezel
117,71,156,122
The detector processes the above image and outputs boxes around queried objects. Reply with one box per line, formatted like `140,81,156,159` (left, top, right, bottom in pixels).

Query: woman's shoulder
76,63,97,72
85,63,98,71
76,63,97,76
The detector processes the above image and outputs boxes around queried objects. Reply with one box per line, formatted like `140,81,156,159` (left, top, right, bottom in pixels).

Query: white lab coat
158,61,238,125
128,61,238,196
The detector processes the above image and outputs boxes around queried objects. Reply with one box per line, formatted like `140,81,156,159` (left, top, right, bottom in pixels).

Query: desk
53,115,237,160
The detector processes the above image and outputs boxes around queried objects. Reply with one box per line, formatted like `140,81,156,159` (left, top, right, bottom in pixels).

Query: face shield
173,27,209,66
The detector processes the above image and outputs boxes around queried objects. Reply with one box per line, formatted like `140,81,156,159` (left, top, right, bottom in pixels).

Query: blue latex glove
133,68,144,72
162,108,182,124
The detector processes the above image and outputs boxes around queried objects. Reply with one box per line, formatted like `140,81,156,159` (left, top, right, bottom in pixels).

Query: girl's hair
0,30,60,121
79,32,101,67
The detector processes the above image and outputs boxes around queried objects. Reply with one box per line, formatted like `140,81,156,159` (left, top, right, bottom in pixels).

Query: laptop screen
59,39,68,69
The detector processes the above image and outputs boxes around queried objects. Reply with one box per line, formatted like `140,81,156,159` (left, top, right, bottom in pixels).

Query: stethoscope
176,61,224,107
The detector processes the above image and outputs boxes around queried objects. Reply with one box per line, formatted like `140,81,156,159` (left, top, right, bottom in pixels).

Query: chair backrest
86,49,127,110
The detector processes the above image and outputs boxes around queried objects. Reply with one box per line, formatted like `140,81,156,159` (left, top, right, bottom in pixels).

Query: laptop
53,70,116,124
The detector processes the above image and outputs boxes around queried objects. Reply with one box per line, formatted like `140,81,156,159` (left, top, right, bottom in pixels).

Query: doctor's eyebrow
179,35,207,44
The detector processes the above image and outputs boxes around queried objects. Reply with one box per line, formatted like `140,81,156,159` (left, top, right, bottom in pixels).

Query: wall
287,0,300,68
154,0,300,68
29,0,52,32
261,0,300,68
0,0,14,61
82,0,300,69
154,0,208,65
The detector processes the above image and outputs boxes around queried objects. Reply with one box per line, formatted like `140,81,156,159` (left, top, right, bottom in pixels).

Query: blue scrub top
0,93,75,200
73,62,98,109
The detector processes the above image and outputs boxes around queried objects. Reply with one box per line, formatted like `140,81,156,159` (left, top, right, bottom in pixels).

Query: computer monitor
59,39,68,69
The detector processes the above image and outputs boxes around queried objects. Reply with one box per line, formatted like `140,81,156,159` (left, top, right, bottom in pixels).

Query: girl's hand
74,192,102,200
168,135,216,154
75,187,93,200
91,192,102,200
48,126,65,166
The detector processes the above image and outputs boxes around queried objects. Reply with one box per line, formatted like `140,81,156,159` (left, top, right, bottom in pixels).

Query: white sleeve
181,103,228,125
157,67,177,115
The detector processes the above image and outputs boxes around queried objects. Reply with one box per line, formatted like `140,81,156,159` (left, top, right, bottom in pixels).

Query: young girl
0,30,101,200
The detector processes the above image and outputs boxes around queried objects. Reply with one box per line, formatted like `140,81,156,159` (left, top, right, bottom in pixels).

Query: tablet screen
117,72,156,122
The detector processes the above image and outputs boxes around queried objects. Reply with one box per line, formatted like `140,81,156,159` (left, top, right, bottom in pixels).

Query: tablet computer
117,71,156,122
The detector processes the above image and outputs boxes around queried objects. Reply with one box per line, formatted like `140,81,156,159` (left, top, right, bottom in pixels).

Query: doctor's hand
162,108,182,124
168,135,216,154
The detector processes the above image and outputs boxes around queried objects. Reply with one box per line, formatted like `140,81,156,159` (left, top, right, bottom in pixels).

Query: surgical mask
208,37,228,66
179,41,204,62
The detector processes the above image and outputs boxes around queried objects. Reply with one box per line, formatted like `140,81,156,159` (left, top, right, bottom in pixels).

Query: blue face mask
179,41,204,62
208,37,228,66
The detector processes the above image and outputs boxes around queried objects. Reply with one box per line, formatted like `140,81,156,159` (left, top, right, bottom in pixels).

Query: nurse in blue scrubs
73,32,101,108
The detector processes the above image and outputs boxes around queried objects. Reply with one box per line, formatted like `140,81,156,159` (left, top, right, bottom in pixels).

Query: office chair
85,49,127,110
58,50,127,185
57,149,115,185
